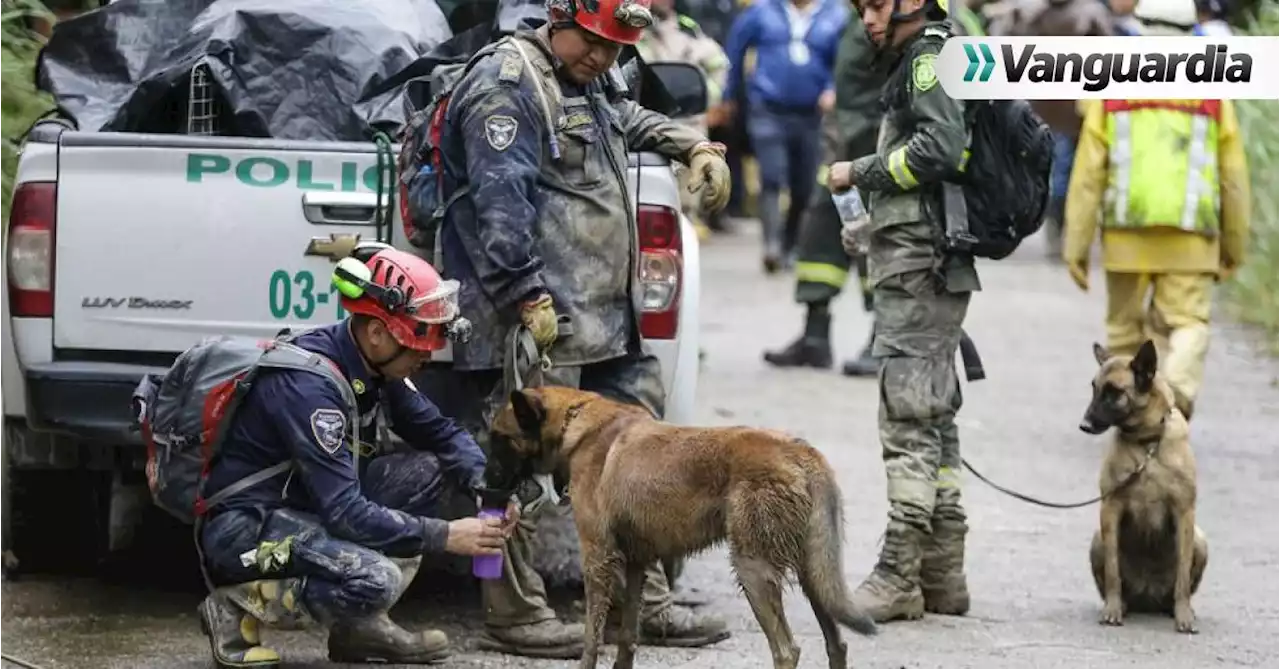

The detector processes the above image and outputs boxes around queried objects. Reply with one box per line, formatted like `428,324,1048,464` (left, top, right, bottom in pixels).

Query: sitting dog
1080,340,1208,633
485,386,876,669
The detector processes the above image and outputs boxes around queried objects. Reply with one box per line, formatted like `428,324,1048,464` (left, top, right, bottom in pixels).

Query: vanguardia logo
963,43,996,82
936,37,1280,100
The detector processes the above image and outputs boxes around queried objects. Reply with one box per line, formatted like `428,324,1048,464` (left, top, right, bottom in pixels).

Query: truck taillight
637,204,681,340
7,182,57,318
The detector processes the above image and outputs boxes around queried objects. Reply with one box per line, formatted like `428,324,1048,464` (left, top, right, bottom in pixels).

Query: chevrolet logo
304,233,362,262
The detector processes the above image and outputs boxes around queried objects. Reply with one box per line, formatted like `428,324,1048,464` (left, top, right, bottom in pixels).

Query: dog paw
1174,605,1198,634
1099,604,1124,626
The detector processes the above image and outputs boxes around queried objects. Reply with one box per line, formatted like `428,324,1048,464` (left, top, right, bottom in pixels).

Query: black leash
960,440,1159,510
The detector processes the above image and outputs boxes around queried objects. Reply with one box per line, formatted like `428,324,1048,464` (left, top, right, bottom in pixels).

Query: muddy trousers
865,270,972,616
458,353,677,628
200,451,446,625
1104,271,1213,413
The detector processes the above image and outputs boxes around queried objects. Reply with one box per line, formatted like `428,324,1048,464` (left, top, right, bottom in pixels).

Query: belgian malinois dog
1080,340,1208,634
485,386,877,669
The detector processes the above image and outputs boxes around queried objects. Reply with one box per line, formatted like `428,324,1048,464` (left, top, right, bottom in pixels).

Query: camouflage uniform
438,27,727,657
763,15,885,375
843,20,978,622
636,13,731,232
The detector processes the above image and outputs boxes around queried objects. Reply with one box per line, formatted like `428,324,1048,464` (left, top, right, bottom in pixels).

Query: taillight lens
7,182,57,318
637,204,681,340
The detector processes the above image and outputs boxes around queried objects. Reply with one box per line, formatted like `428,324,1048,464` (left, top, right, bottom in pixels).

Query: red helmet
553,0,654,45
333,248,465,352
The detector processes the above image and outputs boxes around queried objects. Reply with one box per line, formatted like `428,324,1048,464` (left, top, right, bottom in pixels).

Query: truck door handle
301,192,381,226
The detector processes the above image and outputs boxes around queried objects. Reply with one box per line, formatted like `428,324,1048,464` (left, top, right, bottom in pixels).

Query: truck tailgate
53,133,396,354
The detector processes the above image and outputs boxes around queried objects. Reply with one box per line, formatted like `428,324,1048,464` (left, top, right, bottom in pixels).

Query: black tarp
35,0,455,141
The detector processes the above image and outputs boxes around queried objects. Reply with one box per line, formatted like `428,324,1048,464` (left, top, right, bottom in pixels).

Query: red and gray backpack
130,332,358,524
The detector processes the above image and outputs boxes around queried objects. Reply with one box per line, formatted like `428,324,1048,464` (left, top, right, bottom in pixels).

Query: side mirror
646,62,709,117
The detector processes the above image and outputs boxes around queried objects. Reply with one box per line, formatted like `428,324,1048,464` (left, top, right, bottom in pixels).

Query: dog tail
802,462,878,637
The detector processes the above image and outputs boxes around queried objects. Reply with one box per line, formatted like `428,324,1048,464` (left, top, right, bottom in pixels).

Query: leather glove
686,141,731,213
1066,256,1089,292
520,293,558,352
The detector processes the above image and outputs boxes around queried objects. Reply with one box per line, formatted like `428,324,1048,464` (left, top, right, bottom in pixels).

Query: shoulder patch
310,408,347,455
499,53,523,84
485,115,519,151
912,53,939,93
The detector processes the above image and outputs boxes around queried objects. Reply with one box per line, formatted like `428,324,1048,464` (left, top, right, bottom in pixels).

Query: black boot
327,556,452,664
763,305,832,369
842,329,878,377
199,584,283,669
1044,196,1065,261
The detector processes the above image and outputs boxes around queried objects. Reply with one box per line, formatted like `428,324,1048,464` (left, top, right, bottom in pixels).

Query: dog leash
960,440,1159,509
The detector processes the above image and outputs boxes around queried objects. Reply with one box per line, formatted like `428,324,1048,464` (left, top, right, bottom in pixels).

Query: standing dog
485,386,877,669
1080,340,1208,633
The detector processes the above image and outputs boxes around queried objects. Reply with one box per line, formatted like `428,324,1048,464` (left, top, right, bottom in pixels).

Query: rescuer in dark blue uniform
197,247,511,668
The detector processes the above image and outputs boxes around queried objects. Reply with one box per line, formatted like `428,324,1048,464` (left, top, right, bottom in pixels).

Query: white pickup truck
1,65,707,573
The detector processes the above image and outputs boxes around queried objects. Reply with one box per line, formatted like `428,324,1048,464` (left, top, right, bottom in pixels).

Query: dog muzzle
516,473,564,517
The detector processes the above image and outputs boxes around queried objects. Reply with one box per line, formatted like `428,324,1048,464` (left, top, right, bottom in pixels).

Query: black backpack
949,98,1055,260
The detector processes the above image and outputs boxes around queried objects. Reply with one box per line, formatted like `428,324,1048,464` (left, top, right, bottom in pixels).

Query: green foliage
1223,2,1280,352
1,0,56,221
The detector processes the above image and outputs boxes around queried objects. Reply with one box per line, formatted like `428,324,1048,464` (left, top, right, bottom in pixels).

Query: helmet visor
406,278,461,325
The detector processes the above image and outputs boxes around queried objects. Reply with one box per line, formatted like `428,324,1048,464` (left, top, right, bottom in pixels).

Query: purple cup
472,508,505,580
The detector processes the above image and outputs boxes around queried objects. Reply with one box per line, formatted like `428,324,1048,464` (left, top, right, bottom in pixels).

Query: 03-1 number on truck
268,269,347,321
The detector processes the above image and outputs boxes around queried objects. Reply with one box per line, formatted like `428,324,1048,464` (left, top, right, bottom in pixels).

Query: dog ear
509,389,547,437
1130,340,1158,393
1092,342,1110,366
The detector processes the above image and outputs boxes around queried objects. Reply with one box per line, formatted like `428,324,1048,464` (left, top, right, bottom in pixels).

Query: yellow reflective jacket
1064,98,1249,276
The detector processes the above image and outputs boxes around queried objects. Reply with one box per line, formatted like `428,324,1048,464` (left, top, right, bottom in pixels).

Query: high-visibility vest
1101,99,1222,236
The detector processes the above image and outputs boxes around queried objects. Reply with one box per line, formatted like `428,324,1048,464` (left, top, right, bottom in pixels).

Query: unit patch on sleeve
485,115,519,151
310,408,347,455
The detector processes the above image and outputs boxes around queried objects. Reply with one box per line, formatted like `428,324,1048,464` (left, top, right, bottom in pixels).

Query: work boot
920,518,970,615
607,604,731,648
477,619,585,659
841,331,878,377
763,335,833,369
199,584,283,669
851,521,927,623
328,557,452,663
328,616,450,664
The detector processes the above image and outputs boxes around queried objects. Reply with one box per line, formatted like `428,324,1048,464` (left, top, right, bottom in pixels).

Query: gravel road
3,226,1276,669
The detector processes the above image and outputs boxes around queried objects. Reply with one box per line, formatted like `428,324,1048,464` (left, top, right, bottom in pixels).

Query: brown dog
485,386,877,669
1080,340,1208,634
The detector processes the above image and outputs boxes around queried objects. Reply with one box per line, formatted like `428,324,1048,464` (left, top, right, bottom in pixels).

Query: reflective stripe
937,465,960,489
887,147,918,189
1109,111,1132,227
959,148,971,173
816,164,829,187
795,261,848,288
1180,114,1209,231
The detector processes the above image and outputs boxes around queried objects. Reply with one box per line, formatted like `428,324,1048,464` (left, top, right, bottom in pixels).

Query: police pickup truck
1,62,709,574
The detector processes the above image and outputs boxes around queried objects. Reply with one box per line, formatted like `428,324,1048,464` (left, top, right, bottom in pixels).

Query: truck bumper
19,361,160,445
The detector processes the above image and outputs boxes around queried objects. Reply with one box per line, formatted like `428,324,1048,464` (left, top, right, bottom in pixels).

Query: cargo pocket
878,355,956,422
557,119,602,188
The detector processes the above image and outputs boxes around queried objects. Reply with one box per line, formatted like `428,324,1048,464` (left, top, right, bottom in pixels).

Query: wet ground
3,226,1278,669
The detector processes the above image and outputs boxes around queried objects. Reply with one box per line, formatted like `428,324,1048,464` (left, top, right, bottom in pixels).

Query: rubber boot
841,330,878,377
760,190,784,274
199,584,283,669
850,521,927,623
920,518,970,615
763,306,833,369
327,557,451,664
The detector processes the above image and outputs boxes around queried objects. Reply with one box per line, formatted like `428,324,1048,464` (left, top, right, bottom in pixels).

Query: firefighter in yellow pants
1063,98,1250,420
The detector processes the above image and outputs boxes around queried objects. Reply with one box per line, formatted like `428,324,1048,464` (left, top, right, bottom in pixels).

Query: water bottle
832,188,871,254
473,488,509,580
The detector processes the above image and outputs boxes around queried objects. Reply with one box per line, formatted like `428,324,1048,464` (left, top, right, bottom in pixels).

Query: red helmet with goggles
332,248,470,352
551,0,654,46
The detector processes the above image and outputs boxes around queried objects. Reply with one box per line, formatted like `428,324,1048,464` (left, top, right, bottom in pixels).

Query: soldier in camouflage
636,0,732,237
762,12,885,376
827,0,977,624
437,0,733,657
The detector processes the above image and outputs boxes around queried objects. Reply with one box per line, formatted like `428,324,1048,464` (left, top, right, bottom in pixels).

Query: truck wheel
4,467,112,577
